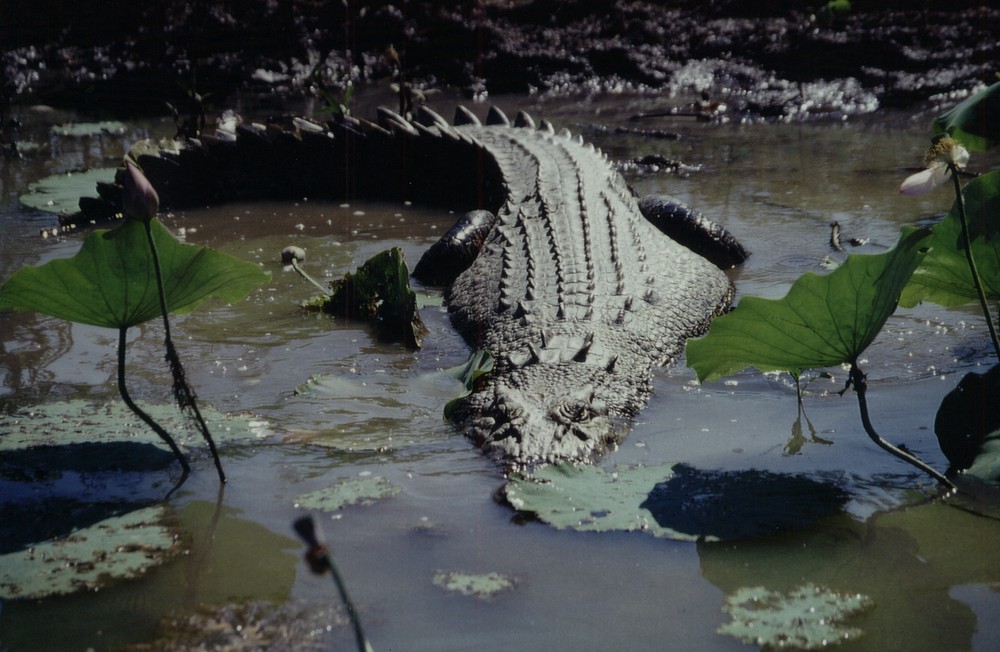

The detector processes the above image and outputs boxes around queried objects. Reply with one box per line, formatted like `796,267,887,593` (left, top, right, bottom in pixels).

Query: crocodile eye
552,401,593,424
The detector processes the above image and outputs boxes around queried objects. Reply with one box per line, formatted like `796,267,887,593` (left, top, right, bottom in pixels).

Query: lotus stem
293,515,373,652
143,220,226,483
949,164,1000,361
117,326,190,477
849,363,955,491
290,257,333,296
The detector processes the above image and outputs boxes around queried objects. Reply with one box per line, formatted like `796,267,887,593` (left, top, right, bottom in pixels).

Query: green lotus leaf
686,227,931,382
900,171,1000,308
18,168,116,214
0,218,270,328
0,399,273,452
963,429,1000,483
0,505,179,600
433,571,515,599
718,583,873,650
502,463,700,541
294,476,400,512
933,81,1000,152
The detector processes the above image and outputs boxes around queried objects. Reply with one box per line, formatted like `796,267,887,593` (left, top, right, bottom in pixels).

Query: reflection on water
700,502,1000,651
1,92,1000,651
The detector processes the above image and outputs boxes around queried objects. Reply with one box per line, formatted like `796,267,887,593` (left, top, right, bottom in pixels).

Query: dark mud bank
2,0,998,120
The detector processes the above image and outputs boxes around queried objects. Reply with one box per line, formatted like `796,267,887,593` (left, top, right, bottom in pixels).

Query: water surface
1,93,999,651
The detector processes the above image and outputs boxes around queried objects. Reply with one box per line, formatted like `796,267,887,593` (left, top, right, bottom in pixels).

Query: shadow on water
641,464,850,541
0,441,174,553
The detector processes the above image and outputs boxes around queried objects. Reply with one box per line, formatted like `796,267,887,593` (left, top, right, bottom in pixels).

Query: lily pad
0,218,270,328
51,121,127,137
900,172,1000,308
18,167,116,214
0,505,178,599
687,227,931,382
963,430,1000,483
933,81,1000,152
294,476,400,511
0,399,273,452
503,463,700,541
505,463,848,542
433,571,515,599
718,584,873,650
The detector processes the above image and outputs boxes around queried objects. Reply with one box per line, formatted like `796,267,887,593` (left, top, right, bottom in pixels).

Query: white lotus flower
899,137,970,196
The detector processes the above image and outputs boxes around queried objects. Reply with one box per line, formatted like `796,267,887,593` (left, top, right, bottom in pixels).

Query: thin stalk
143,220,226,483
117,326,190,478
949,164,1000,360
290,257,333,296
849,363,955,491
293,516,373,652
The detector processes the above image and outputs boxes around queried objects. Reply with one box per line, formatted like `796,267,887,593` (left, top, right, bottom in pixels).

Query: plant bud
122,162,160,222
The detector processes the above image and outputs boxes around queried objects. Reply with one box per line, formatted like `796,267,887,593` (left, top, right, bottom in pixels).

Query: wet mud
2,1,998,122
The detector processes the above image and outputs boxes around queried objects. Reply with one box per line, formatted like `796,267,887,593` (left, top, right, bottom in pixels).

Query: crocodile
86,105,747,467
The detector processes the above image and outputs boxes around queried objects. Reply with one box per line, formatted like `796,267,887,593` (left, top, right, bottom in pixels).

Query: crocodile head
457,363,635,466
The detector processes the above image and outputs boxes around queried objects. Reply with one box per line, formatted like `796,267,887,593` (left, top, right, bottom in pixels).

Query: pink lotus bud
122,161,159,222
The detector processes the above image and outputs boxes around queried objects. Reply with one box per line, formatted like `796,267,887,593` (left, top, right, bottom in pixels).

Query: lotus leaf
963,430,1000,483
686,227,930,382
0,218,270,328
0,506,178,599
433,571,514,599
900,172,1000,308
933,81,1000,152
294,476,400,511
0,399,272,452
18,168,116,214
718,584,873,650
502,463,700,541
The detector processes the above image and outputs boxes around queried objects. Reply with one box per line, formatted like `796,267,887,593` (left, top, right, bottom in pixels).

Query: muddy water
2,93,1000,651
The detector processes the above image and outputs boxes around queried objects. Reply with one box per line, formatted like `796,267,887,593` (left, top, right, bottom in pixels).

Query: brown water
2,91,1000,651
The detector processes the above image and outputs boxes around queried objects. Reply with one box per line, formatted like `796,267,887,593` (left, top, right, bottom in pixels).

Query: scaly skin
438,110,735,465
95,105,740,468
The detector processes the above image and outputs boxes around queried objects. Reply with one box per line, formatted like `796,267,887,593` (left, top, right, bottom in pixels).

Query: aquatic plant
0,162,270,481
687,81,1000,490
293,246,428,349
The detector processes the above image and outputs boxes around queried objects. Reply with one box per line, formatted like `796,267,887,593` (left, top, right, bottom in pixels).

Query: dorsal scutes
486,106,511,126
453,106,481,126
415,106,450,129
376,106,420,136
514,111,536,129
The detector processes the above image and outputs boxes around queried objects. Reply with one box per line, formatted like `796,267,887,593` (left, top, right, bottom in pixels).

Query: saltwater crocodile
85,105,746,466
